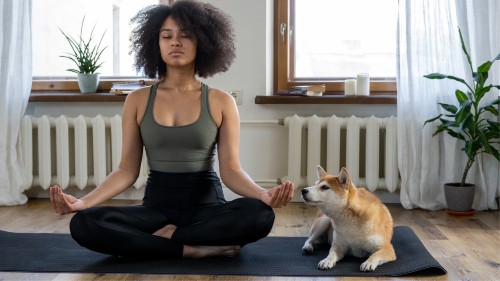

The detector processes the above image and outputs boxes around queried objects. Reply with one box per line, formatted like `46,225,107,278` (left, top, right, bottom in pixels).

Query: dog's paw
317,258,335,270
360,260,378,271
302,243,314,254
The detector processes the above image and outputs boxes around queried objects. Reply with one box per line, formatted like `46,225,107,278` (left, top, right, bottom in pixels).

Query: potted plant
59,17,107,93
424,27,500,214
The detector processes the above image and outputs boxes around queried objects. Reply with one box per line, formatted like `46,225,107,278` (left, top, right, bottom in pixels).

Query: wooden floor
0,199,498,281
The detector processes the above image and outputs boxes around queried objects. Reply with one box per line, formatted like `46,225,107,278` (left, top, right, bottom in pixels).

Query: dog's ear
317,165,327,179
339,167,351,189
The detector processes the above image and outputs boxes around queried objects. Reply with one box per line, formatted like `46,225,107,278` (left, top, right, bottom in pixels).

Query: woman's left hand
260,181,294,208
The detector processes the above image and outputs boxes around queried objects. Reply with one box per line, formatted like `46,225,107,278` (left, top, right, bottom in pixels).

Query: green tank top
140,83,219,173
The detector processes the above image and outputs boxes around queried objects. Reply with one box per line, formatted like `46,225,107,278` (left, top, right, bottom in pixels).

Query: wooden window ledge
29,92,396,104
255,94,396,104
29,91,127,102
29,79,156,102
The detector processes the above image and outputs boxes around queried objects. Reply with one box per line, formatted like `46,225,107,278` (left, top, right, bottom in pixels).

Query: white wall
25,0,397,199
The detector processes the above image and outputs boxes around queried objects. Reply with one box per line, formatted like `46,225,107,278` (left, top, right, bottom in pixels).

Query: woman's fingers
279,181,293,206
49,185,57,212
54,186,64,214
273,184,285,207
261,181,295,208
271,181,294,208
50,185,63,214
51,186,68,214
60,189,72,214
281,181,293,206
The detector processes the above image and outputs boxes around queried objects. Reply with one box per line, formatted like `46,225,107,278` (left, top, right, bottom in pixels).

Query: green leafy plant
59,17,107,74
424,27,500,186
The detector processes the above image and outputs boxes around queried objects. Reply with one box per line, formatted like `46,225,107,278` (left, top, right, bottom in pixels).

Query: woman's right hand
49,185,87,215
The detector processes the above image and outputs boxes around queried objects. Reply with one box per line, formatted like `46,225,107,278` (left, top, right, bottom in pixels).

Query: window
274,0,398,93
32,0,164,78
31,0,175,93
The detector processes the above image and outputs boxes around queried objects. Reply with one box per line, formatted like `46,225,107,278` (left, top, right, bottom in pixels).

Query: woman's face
159,17,197,69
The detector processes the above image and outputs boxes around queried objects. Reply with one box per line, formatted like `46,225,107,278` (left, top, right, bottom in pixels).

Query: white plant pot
77,73,100,93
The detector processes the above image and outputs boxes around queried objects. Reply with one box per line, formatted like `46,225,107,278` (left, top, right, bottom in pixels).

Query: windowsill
29,91,127,102
29,78,156,102
255,93,396,104
29,92,397,104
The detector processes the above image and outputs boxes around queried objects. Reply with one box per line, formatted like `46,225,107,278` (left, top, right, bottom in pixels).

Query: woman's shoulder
206,86,234,104
125,85,152,103
122,86,153,117
206,86,238,123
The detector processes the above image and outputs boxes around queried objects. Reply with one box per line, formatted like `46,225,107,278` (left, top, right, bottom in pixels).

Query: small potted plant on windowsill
424,27,500,215
59,17,107,94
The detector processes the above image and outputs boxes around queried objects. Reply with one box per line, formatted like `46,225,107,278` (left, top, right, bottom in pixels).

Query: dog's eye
320,185,329,190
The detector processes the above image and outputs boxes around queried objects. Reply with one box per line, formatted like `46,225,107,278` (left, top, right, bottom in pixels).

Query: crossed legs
70,198,274,259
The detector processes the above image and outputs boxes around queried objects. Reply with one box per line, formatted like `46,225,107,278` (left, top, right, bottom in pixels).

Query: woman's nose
171,35,181,46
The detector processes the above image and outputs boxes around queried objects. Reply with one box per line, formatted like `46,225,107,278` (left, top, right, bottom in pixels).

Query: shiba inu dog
301,166,396,271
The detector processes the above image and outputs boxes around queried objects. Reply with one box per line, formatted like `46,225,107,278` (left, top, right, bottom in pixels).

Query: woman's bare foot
183,245,241,258
153,224,177,239
153,225,240,258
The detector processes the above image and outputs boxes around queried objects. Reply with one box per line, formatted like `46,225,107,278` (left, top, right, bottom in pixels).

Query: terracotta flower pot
444,183,475,213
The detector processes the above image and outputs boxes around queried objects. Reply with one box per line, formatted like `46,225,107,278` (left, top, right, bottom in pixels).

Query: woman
50,0,294,259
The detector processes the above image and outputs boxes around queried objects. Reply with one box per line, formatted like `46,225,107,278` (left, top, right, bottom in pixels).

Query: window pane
294,0,398,79
32,0,157,77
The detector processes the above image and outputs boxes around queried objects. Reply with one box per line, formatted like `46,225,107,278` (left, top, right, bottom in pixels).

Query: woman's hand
260,181,294,208
49,185,87,215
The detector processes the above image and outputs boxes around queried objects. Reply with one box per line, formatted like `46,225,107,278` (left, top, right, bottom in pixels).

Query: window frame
273,0,397,95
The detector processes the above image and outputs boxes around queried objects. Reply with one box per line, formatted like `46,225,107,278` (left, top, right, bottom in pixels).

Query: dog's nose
301,188,308,194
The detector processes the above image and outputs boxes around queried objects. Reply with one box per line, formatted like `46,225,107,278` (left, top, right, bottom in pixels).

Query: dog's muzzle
301,188,310,200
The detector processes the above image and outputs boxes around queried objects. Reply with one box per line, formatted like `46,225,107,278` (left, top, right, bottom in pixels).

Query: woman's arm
213,90,294,207
50,90,146,214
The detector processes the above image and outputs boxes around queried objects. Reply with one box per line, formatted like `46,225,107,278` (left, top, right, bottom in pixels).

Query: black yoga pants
69,170,275,258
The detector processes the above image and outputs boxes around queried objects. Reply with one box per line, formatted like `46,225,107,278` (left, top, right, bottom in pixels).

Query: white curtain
0,0,32,205
397,0,500,211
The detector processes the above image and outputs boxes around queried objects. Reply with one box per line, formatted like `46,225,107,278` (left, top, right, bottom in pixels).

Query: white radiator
20,115,148,190
19,114,399,195
283,115,399,192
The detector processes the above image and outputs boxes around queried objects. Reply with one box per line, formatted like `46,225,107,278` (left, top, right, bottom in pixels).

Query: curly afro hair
129,0,236,79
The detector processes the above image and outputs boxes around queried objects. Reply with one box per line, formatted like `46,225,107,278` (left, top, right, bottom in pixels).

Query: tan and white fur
301,166,396,271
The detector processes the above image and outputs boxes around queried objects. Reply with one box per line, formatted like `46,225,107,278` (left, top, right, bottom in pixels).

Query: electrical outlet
227,89,243,105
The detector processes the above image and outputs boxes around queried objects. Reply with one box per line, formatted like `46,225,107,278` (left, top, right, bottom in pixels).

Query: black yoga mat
0,226,445,277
